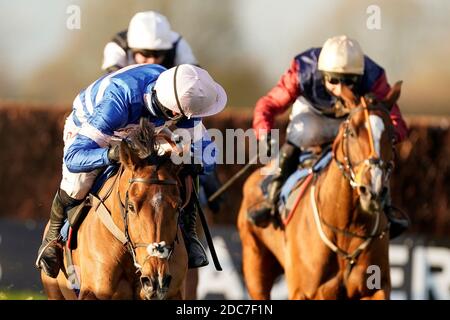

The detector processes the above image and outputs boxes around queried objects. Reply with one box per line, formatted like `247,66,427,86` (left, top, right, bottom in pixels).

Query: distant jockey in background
102,10,223,214
102,11,198,72
248,35,410,238
35,64,227,278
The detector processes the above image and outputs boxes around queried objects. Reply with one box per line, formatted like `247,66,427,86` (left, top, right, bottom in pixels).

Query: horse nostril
359,186,368,196
140,276,154,290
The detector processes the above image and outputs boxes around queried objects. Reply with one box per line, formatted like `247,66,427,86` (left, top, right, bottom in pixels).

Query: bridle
333,102,395,191
310,97,394,278
114,161,180,275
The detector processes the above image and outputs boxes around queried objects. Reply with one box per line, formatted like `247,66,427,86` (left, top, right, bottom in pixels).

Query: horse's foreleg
41,273,65,300
241,232,282,300
311,276,342,300
78,289,98,300
168,290,184,300
361,289,389,300
184,269,198,299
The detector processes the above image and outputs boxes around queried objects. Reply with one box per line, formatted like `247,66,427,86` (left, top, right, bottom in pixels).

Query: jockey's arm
370,72,409,143
64,98,128,173
253,59,300,140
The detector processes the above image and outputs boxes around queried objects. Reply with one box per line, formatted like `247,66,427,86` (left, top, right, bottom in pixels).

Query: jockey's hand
107,144,120,163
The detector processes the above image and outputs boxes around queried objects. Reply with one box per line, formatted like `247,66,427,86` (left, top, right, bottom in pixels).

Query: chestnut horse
41,120,188,299
238,83,403,300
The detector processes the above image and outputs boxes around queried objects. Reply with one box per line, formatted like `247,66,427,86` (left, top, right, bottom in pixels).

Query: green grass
0,289,46,300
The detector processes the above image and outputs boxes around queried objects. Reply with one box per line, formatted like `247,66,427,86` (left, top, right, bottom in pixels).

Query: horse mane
126,118,159,159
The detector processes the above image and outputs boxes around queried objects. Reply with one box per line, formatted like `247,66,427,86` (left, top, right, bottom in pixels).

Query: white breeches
286,97,343,149
59,116,102,200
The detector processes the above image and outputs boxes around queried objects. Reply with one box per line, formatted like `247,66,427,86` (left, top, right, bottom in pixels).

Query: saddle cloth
260,148,333,223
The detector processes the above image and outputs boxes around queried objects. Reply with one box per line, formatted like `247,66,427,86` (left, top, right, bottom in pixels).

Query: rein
117,165,179,274
95,164,181,275
311,101,392,279
333,105,395,189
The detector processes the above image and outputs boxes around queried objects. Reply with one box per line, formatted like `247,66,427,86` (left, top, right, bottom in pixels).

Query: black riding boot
35,189,81,278
181,179,209,269
247,142,301,227
384,188,410,239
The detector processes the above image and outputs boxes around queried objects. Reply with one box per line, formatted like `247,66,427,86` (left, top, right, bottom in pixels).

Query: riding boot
247,142,301,227
181,178,209,269
384,188,410,239
35,189,81,278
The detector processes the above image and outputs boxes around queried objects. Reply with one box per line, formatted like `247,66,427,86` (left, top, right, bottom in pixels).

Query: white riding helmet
318,35,365,75
128,11,173,50
154,64,227,119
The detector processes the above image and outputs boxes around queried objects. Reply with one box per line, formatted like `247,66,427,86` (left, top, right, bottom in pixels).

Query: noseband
116,165,180,274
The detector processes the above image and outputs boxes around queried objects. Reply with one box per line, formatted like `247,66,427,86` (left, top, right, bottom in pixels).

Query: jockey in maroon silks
248,35,409,238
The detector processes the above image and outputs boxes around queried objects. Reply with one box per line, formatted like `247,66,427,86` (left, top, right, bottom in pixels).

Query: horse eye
128,203,136,213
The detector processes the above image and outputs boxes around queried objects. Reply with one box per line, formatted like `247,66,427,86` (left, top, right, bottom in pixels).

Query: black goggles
323,73,361,87
151,89,184,122
132,49,168,59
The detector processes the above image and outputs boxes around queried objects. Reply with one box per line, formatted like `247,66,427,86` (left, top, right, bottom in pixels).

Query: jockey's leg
384,187,410,239
181,175,209,269
247,142,300,227
35,188,81,278
36,162,101,278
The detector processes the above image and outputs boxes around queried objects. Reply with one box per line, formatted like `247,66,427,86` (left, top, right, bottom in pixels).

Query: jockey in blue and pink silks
35,64,227,278
248,35,409,238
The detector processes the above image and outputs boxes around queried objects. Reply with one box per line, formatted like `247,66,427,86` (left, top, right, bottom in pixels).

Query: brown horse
41,120,188,299
238,83,403,300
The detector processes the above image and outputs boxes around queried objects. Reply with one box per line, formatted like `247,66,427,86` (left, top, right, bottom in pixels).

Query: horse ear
120,140,142,170
340,85,358,110
383,81,403,111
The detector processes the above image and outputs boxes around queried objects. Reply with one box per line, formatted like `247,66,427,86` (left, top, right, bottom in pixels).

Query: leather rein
98,161,184,275
310,101,393,277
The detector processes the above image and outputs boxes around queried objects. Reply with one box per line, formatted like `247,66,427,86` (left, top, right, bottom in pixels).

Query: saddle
279,150,332,224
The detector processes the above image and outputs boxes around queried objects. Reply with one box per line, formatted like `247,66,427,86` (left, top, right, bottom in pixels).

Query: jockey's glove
107,144,120,163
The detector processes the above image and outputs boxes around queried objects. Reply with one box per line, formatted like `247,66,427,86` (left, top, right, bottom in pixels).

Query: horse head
333,82,402,213
118,118,183,300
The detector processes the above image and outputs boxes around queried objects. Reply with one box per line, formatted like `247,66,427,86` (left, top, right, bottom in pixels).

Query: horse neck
317,159,360,230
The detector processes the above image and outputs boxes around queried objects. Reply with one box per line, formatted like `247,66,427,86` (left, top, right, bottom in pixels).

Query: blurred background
1,0,450,112
0,0,449,300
